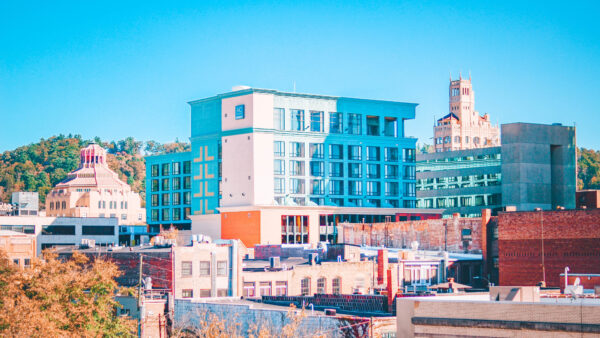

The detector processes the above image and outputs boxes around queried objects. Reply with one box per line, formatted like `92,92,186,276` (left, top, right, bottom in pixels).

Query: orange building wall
221,211,261,248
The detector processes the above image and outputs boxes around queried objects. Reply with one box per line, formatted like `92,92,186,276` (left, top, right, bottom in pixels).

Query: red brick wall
341,215,483,253
498,209,600,287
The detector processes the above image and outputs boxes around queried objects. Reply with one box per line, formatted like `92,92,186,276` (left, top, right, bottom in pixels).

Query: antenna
293,81,296,93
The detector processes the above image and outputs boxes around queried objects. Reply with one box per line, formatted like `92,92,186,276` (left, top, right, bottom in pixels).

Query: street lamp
474,276,494,288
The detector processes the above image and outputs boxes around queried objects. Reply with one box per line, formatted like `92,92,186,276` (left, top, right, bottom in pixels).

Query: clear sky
1,1,599,151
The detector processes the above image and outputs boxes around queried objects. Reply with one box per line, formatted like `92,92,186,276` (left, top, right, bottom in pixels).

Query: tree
0,250,136,336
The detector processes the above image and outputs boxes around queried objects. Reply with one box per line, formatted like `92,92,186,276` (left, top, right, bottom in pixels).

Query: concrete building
0,215,119,254
0,230,36,268
45,144,146,225
417,122,576,217
11,192,39,216
434,75,499,152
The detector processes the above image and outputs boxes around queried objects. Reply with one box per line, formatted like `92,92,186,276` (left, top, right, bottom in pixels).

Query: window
329,112,343,134
151,180,159,192
291,109,305,131
173,193,182,206
290,161,305,176
199,261,210,276
183,192,191,205
290,142,305,157
184,207,191,219
275,281,287,296
384,117,397,137
309,143,324,159
310,179,325,195
330,180,344,195
181,261,193,277
259,281,272,296
23,259,31,268
235,104,245,119
173,177,181,190
349,181,362,195
281,215,309,244
173,208,181,221
217,261,227,276
162,208,170,221
274,178,285,194
243,282,255,297
403,165,416,179
310,111,324,132
301,277,311,296
349,163,362,178
183,161,191,174
182,289,193,298
162,193,170,206
332,277,341,294
199,290,211,298
173,162,181,175
151,164,159,177
329,162,343,177
404,148,416,162
42,225,75,235
310,161,324,176
151,210,158,222
81,226,114,236
274,141,285,157
385,165,399,179
151,194,159,207
366,181,380,196
366,116,379,135
348,145,362,160
348,113,362,134
121,214,127,220
162,178,170,191
385,182,399,196
162,163,170,176
367,164,380,178
317,277,326,294
273,108,285,130
384,147,398,161
367,146,380,161
274,160,285,175
329,144,343,159
404,182,416,197
289,179,305,194
183,176,191,189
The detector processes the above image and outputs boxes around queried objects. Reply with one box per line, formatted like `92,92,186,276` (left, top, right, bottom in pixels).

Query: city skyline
1,1,599,152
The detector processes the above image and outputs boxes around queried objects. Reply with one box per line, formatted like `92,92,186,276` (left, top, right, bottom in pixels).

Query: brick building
576,190,600,209
0,230,36,268
497,208,600,287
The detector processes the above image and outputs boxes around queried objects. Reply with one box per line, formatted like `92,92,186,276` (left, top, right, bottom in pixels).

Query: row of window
151,161,192,177
435,136,488,145
151,177,191,192
150,207,191,222
417,193,501,208
273,108,400,137
417,174,501,190
274,178,416,197
275,196,415,208
95,200,129,210
275,161,415,179
181,260,228,277
150,192,192,207
41,225,115,236
274,142,414,162
181,289,228,298
48,201,67,210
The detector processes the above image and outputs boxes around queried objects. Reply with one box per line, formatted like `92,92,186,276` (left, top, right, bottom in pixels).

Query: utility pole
541,212,546,285
138,254,143,307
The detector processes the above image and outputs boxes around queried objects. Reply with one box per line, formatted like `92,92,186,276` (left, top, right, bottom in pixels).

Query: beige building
0,230,36,268
434,75,500,152
45,144,145,225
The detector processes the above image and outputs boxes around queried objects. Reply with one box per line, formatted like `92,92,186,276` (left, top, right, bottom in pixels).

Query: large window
289,179,305,194
332,277,341,294
329,180,344,195
366,181,380,196
162,178,170,191
404,182,416,197
367,164,380,178
259,281,272,296
281,215,309,244
348,113,362,135
309,143,324,159
385,182,399,196
329,112,343,134
274,141,285,157
172,177,181,190
290,142,305,157
404,148,416,162
151,210,158,222
162,193,170,206
273,108,285,130
348,145,362,161
172,192,181,205
367,146,380,161
274,160,285,175
217,261,228,276
329,162,343,177
151,180,159,192
162,208,170,221
243,282,255,297
291,109,305,131
173,208,181,221
317,277,326,294
290,161,305,176
151,194,159,207
151,164,159,177
162,163,170,176
183,161,191,174
275,281,287,296
349,181,362,195
183,177,191,189
329,144,343,160
199,261,210,276
403,165,416,180
310,179,325,195
385,165,399,179
183,192,191,205
301,277,311,296
384,117,398,137
181,261,192,277
349,163,362,178
384,147,398,161
274,178,285,194
182,289,193,298
81,226,114,236
173,162,181,175
310,111,324,132
366,116,379,136
310,161,324,177
42,225,75,235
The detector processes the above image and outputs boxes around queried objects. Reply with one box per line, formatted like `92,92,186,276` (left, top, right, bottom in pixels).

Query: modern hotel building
147,86,442,247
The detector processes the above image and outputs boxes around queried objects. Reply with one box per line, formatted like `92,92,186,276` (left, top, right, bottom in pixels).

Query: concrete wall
397,297,600,337
501,122,576,211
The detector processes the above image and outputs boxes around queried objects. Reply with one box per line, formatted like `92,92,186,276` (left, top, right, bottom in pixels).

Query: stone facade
0,230,36,268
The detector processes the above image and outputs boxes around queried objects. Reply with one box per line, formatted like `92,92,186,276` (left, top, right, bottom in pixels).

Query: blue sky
1,1,599,151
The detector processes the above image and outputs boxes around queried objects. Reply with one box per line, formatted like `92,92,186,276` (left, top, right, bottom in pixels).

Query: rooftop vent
232,85,251,92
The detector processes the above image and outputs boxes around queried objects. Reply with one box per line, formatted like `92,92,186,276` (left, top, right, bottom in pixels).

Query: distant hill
0,135,190,207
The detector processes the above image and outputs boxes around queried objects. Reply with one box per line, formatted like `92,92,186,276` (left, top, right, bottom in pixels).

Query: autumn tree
0,250,136,337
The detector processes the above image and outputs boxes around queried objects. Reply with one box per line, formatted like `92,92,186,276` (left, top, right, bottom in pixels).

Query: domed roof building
45,144,145,225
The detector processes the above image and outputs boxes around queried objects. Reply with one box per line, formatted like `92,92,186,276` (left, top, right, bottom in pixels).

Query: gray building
417,122,576,217
11,192,39,216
